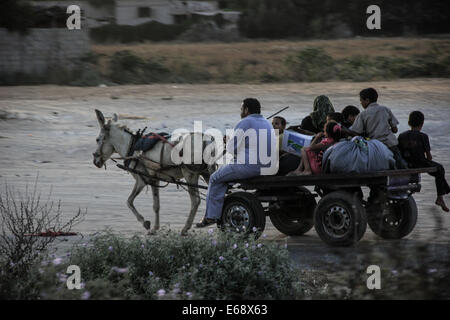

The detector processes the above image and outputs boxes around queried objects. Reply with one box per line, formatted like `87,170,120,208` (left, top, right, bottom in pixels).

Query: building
31,1,239,27
115,0,239,26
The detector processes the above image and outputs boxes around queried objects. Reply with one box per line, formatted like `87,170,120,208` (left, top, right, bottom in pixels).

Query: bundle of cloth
322,136,395,174
134,132,170,152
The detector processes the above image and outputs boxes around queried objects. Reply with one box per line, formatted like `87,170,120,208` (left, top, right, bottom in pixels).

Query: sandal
435,200,450,212
195,217,217,228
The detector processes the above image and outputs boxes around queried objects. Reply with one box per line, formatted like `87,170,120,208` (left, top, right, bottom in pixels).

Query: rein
145,132,175,148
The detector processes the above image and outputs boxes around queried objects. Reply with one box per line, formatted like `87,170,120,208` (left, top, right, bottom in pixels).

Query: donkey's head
92,109,118,168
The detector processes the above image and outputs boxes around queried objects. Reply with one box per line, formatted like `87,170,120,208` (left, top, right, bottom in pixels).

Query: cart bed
233,167,436,189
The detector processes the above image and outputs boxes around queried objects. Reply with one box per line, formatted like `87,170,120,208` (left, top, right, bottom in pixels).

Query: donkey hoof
143,220,151,230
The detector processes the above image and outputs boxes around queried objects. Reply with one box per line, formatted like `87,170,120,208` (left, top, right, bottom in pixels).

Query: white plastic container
281,130,313,156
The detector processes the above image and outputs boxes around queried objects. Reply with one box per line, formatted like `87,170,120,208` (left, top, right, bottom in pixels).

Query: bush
285,47,335,82
58,229,304,300
107,50,213,84
108,50,171,84
170,62,212,83
0,179,84,299
286,47,450,82
335,55,388,81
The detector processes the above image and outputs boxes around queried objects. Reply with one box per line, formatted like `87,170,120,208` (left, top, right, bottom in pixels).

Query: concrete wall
0,28,90,75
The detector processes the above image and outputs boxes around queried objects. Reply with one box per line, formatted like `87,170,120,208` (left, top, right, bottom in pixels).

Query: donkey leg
127,178,151,230
181,171,201,236
149,182,160,234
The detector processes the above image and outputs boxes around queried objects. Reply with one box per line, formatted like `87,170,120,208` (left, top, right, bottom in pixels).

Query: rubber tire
314,191,367,247
219,192,266,238
269,187,316,236
367,196,418,239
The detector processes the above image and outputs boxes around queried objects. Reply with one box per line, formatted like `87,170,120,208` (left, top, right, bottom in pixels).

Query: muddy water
0,80,449,249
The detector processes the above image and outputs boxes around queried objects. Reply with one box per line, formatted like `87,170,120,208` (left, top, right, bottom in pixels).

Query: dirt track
1,79,449,273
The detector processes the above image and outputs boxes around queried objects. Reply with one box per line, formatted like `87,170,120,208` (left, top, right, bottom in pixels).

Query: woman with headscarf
288,95,335,135
277,95,334,175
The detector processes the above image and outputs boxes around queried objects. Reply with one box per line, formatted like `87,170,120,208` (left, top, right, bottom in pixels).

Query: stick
266,106,289,120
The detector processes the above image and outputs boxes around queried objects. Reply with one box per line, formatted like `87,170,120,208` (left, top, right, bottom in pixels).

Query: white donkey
92,109,216,235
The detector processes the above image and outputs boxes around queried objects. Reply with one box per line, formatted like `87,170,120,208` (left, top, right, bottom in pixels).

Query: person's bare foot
435,197,449,212
287,170,303,176
298,171,312,176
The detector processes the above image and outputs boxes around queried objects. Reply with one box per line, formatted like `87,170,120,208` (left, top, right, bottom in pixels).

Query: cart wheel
367,196,417,239
314,191,367,246
219,192,266,238
269,187,316,236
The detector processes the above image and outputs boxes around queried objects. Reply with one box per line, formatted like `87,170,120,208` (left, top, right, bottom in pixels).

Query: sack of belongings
322,136,395,174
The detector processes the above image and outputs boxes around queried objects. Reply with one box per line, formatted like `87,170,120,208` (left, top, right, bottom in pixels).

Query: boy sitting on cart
346,88,407,169
399,111,450,212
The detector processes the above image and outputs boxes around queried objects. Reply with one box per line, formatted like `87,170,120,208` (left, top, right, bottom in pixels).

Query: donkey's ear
112,113,118,122
95,109,105,128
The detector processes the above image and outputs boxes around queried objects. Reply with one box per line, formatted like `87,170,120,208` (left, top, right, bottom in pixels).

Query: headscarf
310,95,334,130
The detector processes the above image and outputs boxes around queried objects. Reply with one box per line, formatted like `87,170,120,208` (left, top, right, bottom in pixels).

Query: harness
124,127,145,169
101,126,211,193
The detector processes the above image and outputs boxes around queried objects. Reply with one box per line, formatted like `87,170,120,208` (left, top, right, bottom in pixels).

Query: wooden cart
219,167,436,246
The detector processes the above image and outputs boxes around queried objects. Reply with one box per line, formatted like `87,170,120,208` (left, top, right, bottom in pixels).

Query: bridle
93,125,113,169
94,124,138,169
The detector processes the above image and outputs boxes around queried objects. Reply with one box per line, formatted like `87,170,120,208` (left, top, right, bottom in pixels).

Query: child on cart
288,120,342,176
347,88,407,169
272,116,304,175
398,111,450,212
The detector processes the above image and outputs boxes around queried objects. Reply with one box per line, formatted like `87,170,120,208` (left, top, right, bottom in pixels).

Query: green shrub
170,62,212,83
285,47,335,82
107,50,213,84
335,55,388,81
286,47,450,82
260,72,282,83
49,229,305,300
108,50,171,84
